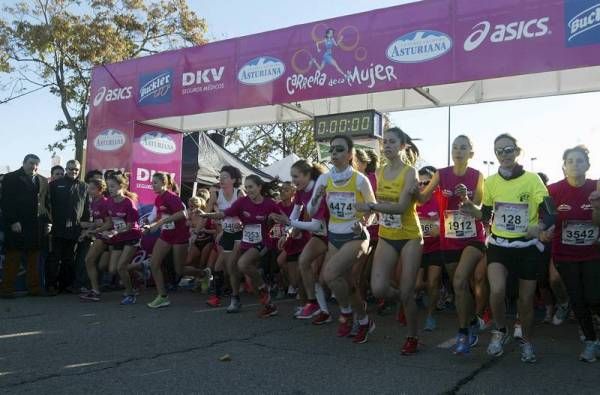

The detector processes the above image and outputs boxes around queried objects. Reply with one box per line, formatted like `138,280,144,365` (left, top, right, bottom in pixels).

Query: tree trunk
75,127,85,164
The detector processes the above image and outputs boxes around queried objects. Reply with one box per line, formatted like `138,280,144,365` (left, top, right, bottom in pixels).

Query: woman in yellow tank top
356,127,423,355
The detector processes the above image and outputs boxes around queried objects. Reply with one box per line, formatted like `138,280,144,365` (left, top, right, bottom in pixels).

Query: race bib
112,217,126,231
223,218,242,233
270,224,285,239
328,192,356,220
242,224,262,244
444,210,476,239
420,219,436,238
561,221,599,246
380,213,402,229
161,221,175,231
494,202,529,234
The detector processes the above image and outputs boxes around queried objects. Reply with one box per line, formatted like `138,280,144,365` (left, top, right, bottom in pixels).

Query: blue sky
1,0,599,182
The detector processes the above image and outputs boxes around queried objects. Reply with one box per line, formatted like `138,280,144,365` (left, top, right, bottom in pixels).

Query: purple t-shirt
223,196,282,249
106,196,141,243
155,190,189,244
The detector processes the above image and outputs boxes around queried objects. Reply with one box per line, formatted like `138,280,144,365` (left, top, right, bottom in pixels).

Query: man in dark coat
0,154,49,297
45,159,89,294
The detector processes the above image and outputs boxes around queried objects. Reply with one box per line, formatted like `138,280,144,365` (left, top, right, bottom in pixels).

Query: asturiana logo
93,129,126,152
386,30,452,63
463,17,550,52
567,3,600,41
237,56,285,85
140,132,177,155
138,69,173,106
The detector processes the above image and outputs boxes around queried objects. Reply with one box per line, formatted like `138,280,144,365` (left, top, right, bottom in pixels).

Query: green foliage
0,0,207,161
217,121,318,168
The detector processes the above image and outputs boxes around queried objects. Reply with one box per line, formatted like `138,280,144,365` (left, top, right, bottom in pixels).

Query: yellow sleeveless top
376,165,421,240
326,171,365,234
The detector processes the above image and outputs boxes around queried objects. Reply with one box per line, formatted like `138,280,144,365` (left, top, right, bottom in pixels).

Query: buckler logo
567,3,600,41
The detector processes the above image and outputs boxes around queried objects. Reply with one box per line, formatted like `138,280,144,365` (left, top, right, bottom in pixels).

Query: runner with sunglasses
419,135,487,354
545,145,600,362
460,134,553,363
307,135,377,343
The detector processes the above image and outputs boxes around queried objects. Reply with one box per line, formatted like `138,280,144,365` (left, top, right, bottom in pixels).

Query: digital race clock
313,110,383,141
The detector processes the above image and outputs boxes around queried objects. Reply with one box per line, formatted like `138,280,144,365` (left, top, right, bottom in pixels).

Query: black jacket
48,176,89,240
0,168,49,249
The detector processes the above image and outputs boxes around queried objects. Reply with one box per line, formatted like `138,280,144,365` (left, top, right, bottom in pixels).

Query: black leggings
555,260,600,341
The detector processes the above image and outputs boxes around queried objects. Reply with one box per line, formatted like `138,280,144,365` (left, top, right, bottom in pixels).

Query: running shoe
258,304,278,318
453,333,471,355
293,305,303,318
206,294,221,308
482,307,492,328
542,311,553,324
120,295,136,305
226,297,241,313
79,287,90,294
401,337,419,355
579,341,597,363
513,321,523,340
396,311,407,326
352,320,376,344
552,303,569,326
296,302,320,320
520,340,537,363
487,330,510,357
312,311,332,325
424,315,436,331
336,314,353,337
122,288,140,297
349,317,360,337
147,295,170,308
79,290,100,302
258,286,271,306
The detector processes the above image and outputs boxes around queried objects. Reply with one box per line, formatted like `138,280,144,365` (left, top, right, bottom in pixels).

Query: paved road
1,291,599,394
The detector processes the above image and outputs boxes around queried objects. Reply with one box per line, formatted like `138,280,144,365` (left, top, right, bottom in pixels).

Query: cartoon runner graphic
310,28,347,78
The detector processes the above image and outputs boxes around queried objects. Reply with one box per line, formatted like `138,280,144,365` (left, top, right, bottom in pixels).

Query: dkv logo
237,56,285,85
93,129,126,151
139,132,177,155
463,17,550,52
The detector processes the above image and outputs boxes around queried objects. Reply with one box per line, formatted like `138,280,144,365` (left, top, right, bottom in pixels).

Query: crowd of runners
2,128,600,364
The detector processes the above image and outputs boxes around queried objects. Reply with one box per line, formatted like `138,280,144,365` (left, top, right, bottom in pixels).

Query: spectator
50,165,65,182
0,154,49,298
45,159,89,295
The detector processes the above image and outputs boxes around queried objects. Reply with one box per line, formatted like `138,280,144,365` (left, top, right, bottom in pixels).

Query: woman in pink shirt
203,175,283,318
145,172,189,309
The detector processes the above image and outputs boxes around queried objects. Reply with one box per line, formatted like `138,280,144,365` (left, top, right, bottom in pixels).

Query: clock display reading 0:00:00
316,115,372,136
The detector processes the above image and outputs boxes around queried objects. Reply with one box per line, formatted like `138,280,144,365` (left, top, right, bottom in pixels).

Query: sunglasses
495,146,517,156
419,180,430,187
328,145,346,154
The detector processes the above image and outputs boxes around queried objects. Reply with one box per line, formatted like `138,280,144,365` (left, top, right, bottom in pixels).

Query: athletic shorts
328,231,367,250
442,241,486,265
421,251,444,269
380,238,420,255
194,238,213,251
554,259,600,304
219,231,243,252
486,243,542,281
240,242,267,255
109,238,139,251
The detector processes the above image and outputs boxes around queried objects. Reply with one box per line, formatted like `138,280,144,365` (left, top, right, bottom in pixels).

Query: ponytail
292,159,326,181
385,127,420,166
